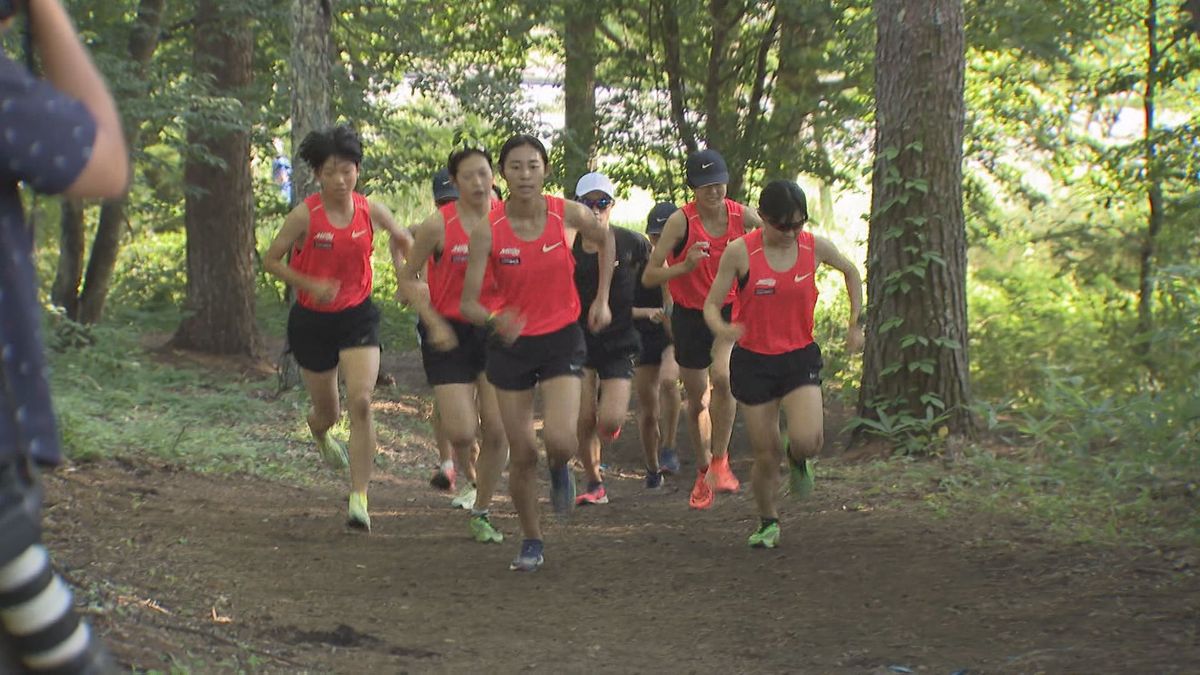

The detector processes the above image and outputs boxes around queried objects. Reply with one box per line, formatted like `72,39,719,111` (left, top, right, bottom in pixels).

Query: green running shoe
747,521,780,549
469,513,504,543
347,491,371,532
316,432,349,470
451,484,478,510
788,453,814,500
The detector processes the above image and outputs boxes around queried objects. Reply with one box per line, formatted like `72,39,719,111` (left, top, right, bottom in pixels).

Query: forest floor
40,348,1200,674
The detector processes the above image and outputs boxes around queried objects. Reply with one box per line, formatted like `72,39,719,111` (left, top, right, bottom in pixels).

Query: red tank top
735,229,818,355
666,198,747,309
426,202,500,322
290,192,374,312
489,195,580,336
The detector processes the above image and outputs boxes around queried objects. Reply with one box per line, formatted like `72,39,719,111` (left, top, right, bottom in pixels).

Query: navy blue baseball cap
686,148,729,188
432,168,458,204
646,202,676,235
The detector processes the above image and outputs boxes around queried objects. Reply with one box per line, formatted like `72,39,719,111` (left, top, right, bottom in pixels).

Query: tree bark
172,0,259,356
290,0,334,207
859,0,973,434
562,0,600,192
76,0,166,325
1137,0,1161,351
659,0,697,154
760,2,827,184
50,199,85,319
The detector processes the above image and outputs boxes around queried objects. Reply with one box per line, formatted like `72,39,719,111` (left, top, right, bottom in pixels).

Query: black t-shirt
574,226,650,336
632,238,666,335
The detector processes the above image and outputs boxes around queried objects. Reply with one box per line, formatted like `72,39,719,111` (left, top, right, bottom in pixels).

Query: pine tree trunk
77,201,125,325
859,0,973,434
562,0,599,192
172,0,259,356
51,199,85,319
290,0,333,207
76,0,166,325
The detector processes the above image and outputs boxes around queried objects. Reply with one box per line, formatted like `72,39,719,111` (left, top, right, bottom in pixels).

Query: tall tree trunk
859,0,973,434
290,0,333,207
77,201,126,324
172,0,258,356
1137,0,1162,352
760,2,816,183
50,199,85,319
659,0,697,155
562,0,599,193
76,0,166,325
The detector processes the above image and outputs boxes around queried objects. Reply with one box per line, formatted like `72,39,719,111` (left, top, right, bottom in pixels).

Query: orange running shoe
708,454,741,493
688,469,714,509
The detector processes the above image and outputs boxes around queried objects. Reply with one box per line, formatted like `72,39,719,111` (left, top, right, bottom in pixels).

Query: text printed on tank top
499,247,521,265
754,278,777,295
450,243,469,263
313,231,334,249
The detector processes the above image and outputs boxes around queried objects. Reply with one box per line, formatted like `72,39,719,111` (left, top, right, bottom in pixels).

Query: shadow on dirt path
40,350,1200,673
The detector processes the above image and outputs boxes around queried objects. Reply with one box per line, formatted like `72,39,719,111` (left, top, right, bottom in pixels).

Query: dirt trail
39,350,1200,673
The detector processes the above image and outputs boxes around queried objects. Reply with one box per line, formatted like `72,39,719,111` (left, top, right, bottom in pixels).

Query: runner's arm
703,239,748,341
815,235,864,352
369,200,413,276
398,212,450,332
460,219,493,327
742,208,764,231
262,205,332,300
642,210,701,288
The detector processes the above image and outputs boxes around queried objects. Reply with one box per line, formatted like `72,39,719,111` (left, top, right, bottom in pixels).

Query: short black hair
498,134,549,168
448,147,493,177
758,180,809,225
297,124,363,172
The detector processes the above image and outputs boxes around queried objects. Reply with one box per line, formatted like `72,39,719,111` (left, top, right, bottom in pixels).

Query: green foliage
108,231,189,312
50,321,312,477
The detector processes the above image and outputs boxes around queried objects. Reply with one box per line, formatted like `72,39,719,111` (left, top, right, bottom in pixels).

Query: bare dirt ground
40,350,1200,674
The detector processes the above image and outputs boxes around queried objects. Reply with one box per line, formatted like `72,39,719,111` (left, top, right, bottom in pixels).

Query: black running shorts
729,342,823,406
583,326,641,380
635,324,670,367
418,318,489,386
486,322,586,391
670,304,732,370
287,298,381,373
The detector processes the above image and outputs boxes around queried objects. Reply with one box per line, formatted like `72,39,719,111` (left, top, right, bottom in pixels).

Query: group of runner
263,126,863,571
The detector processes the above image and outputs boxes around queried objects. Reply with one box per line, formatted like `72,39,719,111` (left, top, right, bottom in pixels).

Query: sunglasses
578,196,614,210
769,218,805,231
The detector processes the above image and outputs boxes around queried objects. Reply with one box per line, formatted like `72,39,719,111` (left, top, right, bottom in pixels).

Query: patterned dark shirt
0,51,97,467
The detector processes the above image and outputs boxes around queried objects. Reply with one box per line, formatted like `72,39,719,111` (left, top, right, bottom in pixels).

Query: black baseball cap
686,148,729,188
646,202,676,235
432,168,458,204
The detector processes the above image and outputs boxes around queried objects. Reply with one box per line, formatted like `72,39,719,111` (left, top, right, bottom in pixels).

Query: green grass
47,302,421,483
824,442,1199,549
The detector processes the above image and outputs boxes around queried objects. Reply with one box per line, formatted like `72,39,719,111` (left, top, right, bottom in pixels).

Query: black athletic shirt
632,233,666,336
573,226,650,337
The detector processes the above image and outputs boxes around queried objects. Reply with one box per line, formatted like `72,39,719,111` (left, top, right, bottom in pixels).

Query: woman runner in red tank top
460,134,616,572
263,125,414,533
705,180,864,550
641,148,764,510
399,149,508,544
